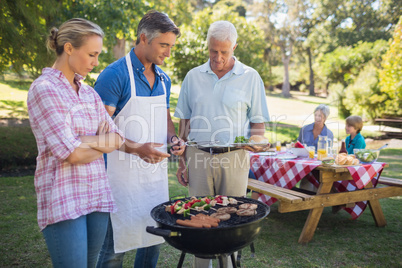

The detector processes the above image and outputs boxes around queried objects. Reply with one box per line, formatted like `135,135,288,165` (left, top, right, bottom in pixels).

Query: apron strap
126,52,167,98
125,52,137,96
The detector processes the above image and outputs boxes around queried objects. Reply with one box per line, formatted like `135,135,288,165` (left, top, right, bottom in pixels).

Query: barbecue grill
146,196,270,268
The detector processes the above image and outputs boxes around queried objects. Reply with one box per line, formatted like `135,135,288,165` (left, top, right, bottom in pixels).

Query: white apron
107,52,169,253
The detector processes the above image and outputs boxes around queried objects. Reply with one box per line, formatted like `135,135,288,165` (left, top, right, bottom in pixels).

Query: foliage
0,0,59,77
378,15,402,117
0,126,37,170
318,40,388,118
166,0,272,86
343,64,383,120
0,0,151,79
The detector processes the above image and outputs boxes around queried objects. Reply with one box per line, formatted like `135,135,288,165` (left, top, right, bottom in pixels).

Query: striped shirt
27,68,123,230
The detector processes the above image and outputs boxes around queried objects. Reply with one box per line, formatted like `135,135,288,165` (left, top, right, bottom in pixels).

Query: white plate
257,152,277,156
231,143,270,147
275,154,298,160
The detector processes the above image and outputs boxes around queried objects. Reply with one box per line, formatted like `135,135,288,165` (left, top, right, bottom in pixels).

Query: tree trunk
281,51,291,98
307,47,315,96
113,38,126,60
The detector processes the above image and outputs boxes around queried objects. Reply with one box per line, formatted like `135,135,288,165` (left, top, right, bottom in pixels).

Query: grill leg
177,251,186,268
250,242,255,257
230,253,238,267
218,255,224,268
236,250,242,267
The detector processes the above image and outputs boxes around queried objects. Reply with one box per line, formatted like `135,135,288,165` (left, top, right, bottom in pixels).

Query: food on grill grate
217,207,237,214
239,203,258,210
166,195,239,217
176,214,220,228
210,212,231,221
236,209,257,216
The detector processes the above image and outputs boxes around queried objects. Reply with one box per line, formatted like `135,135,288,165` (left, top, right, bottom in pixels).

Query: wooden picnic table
249,153,402,244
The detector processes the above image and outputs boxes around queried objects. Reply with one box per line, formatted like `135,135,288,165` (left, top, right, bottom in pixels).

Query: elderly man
94,10,185,268
174,20,270,268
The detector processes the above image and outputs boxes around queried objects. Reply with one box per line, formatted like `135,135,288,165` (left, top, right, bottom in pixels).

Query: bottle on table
339,140,347,154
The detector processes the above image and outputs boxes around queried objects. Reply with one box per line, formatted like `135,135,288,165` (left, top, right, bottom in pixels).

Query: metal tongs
185,140,222,147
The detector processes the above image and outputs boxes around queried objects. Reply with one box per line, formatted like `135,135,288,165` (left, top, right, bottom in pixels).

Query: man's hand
176,157,188,186
169,136,186,156
128,142,171,164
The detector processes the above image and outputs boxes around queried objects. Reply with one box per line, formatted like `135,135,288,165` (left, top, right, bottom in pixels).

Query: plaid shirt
27,68,124,230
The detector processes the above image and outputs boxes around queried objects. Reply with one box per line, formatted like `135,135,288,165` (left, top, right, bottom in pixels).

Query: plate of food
231,135,270,148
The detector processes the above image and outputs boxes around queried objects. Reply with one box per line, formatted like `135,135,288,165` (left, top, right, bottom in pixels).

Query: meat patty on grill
210,213,231,221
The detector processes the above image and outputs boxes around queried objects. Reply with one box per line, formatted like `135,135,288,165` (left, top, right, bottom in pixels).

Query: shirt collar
42,67,84,82
200,56,244,76
130,48,162,77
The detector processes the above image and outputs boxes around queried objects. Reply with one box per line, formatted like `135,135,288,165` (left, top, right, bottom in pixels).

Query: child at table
345,115,366,154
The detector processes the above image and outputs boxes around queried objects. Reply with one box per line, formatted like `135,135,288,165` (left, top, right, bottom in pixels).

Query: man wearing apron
94,11,184,268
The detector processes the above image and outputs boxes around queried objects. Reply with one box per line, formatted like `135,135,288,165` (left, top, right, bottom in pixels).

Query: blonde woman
27,18,124,267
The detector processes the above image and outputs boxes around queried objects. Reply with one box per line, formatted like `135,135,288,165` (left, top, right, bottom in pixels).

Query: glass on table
308,146,315,159
286,143,292,153
276,141,281,152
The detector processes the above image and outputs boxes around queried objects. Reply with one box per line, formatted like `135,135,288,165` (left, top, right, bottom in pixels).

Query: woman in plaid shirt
27,18,124,267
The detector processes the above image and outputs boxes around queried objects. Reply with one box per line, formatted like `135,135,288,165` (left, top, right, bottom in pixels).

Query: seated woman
298,104,334,151
298,104,333,192
345,115,366,154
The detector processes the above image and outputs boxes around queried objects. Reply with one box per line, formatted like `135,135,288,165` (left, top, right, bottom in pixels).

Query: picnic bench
247,165,402,244
374,117,402,138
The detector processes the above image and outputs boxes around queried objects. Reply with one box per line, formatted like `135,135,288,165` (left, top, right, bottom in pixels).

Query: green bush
0,126,37,170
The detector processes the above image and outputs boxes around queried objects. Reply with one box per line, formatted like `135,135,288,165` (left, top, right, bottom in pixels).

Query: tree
319,40,388,118
0,0,150,79
378,16,402,117
250,0,309,98
0,0,60,77
166,0,270,85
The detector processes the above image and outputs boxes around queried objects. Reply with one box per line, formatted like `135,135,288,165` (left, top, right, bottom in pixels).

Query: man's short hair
346,115,364,133
136,10,180,45
207,21,237,48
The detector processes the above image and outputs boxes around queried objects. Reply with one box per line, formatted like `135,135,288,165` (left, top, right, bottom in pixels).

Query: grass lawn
1,154,401,267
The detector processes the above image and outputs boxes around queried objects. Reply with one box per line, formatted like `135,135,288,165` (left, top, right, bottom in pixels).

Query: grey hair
207,21,237,48
314,104,330,119
47,18,104,56
135,10,180,45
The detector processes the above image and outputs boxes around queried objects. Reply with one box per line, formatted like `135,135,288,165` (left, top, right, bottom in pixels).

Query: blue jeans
96,217,161,268
42,212,109,268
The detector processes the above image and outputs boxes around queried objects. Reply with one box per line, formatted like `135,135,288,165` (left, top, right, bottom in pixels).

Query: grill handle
146,226,180,238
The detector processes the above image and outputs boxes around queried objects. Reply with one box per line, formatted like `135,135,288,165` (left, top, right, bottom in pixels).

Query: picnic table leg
298,178,334,244
366,181,387,227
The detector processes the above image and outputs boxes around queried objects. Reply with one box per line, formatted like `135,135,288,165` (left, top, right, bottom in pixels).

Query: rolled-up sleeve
28,81,81,161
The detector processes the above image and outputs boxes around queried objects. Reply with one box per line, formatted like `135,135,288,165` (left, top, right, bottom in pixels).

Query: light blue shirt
297,123,334,150
174,58,270,144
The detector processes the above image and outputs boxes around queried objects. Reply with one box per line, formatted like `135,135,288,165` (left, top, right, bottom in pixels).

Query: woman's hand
97,120,110,135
